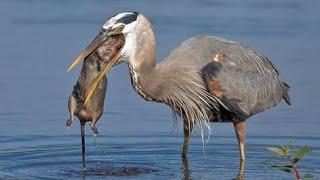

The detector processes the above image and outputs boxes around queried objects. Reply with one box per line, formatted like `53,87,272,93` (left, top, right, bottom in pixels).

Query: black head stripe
115,12,139,25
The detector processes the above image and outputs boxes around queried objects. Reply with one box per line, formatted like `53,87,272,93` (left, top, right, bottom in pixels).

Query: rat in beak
66,34,125,170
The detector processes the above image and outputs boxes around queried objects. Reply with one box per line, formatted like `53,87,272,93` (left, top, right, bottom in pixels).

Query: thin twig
287,155,301,180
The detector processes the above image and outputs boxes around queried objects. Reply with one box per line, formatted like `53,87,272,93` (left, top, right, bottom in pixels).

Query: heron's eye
116,24,125,32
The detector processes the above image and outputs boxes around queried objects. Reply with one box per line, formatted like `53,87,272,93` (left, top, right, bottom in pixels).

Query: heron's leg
182,154,191,180
233,121,246,161
80,122,86,171
182,121,193,158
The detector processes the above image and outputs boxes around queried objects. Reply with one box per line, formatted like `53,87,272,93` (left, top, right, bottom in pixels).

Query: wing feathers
282,81,291,105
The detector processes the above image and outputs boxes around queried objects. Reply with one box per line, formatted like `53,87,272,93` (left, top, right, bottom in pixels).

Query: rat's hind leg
66,95,77,127
90,119,99,135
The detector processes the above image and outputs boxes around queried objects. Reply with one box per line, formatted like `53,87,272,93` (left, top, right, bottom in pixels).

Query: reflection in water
182,156,191,180
82,170,86,180
1,135,319,179
78,167,157,179
236,160,246,180
182,157,246,180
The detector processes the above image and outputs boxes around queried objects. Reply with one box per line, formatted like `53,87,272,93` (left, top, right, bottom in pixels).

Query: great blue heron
68,12,291,163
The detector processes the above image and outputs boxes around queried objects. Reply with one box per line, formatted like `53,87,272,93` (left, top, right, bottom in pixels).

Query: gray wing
168,35,290,119
203,60,288,119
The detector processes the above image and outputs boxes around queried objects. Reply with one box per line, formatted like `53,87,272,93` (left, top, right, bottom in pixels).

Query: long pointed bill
84,47,122,105
67,35,109,72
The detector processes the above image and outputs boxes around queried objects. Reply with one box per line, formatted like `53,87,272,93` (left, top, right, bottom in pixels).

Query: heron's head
102,12,154,63
67,12,154,104
68,12,153,71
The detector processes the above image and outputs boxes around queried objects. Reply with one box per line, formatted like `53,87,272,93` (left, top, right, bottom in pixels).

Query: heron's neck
128,29,160,101
127,27,214,126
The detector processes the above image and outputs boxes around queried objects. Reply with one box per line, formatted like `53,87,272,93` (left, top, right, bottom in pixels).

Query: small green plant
265,141,313,180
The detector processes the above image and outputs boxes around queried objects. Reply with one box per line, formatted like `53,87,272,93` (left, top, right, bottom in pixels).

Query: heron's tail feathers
282,81,291,105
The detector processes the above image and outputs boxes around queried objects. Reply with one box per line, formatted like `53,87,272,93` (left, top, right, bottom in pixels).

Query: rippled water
1,134,319,179
0,0,319,179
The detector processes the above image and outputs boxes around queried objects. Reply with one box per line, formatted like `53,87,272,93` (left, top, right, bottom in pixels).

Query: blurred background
0,0,319,179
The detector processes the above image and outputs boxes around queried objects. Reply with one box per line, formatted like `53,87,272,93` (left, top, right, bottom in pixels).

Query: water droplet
93,136,97,147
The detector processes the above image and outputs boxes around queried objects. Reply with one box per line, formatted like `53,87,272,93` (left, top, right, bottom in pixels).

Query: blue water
0,0,319,179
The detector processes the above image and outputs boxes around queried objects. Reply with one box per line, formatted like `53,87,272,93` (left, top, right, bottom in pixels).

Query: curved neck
126,24,213,127
130,26,156,73
127,25,159,101
125,18,213,130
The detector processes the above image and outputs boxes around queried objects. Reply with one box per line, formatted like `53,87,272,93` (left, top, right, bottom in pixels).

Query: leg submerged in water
233,121,246,179
237,158,246,179
182,121,193,158
182,155,191,180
